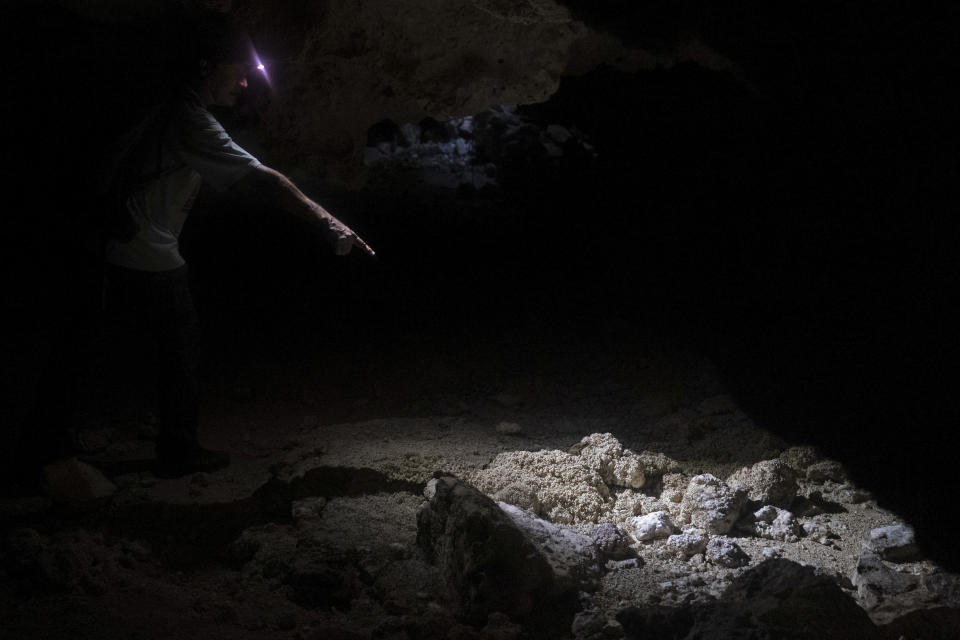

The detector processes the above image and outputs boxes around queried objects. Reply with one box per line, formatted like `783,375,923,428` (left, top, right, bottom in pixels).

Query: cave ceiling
58,0,740,185
210,0,745,185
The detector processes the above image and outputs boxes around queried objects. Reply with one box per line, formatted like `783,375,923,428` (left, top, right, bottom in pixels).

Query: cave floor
2,321,957,639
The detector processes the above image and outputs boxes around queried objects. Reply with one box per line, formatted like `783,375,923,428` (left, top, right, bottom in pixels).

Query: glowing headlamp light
251,45,271,87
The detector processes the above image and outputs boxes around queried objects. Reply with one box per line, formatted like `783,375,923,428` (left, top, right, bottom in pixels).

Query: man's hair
167,8,252,82
192,11,251,67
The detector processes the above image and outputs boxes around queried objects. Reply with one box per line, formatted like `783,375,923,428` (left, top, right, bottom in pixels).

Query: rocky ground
3,327,960,640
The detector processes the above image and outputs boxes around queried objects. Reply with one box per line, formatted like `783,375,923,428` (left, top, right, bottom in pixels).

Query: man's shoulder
170,87,221,130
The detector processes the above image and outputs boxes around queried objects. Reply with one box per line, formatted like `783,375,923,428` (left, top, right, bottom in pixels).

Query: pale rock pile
469,436,906,600
469,448,611,524
468,433,678,524
573,433,646,490
437,436,960,638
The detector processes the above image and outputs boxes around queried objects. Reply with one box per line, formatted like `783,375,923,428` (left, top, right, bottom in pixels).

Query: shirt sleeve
169,98,261,192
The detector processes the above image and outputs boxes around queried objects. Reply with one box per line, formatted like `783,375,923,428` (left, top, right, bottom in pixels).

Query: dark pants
105,264,202,457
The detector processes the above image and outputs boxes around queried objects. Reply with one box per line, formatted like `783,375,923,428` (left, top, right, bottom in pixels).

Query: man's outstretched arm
236,164,374,256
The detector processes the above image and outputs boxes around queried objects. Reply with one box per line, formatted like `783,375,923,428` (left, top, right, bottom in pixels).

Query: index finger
354,235,376,256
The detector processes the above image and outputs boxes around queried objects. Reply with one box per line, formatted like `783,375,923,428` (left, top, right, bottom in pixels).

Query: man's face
204,62,249,108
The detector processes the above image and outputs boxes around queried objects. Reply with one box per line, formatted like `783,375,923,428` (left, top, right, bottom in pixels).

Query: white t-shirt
105,88,261,271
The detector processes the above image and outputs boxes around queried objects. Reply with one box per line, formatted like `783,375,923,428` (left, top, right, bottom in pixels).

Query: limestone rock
495,421,523,435
802,519,841,545
630,511,675,542
609,490,645,521
725,459,798,508
852,549,960,625
750,505,802,543
679,474,745,534
571,609,623,639
664,528,709,559
866,524,920,563
659,473,688,507
778,445,821,473
825,482,872,504
590,523,634,561
706,537,750,568
806,460,847,483
469,448,611,524
492,484,542,514
70,427,115,454
621,560,879,639
573,432,645,489
416,475,559,623
606,558,642,571
42,458,116,503
635,451,682,477
498,502,602,592
291,496,327,519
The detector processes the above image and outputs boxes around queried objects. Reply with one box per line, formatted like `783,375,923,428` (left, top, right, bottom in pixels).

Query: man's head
201,61,249,108
184,11,257,106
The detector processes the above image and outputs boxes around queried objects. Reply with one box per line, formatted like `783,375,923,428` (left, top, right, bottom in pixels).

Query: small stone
778,445,820,473
660,473,688,504
630,511,675,542
867,524,920,563
137,421,159,439
802,521,838,545
605,558,642,571
493,484,541,513
665,528,709,559
806,460,846,483
121,540,150,561
830,483,871,504
751,506,801,543
591,523,634,560
705,537,750,568
546,124,573,144
106,440,138,455
71,428,113,454
726,459,798,508
571,610,605,638
761,546,783,560
637,452,682,477
609,490,648,521
424,478,439,501
291,496,327,519
495,421,523,435
42,458,116,503
493,393,523,407
189,473,209,487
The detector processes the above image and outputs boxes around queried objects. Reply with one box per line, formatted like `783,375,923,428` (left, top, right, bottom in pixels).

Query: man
104,19,373,478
